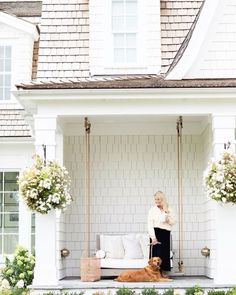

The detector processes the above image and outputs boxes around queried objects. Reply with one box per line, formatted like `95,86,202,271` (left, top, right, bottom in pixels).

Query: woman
147,191,175,278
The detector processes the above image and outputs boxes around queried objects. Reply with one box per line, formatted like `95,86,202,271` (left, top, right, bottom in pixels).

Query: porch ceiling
59,114,209,136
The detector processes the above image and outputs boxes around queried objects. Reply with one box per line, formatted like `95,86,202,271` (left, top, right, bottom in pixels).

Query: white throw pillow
100,235,125,259
137,233,150,259
122,235,143,259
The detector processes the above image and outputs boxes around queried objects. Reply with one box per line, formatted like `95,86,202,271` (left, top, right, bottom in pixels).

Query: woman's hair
154,191,168,212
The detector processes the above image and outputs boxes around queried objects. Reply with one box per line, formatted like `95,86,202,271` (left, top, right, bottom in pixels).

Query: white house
0,0,236,289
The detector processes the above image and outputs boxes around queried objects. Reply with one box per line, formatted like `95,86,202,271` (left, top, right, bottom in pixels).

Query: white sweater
147,206,175,239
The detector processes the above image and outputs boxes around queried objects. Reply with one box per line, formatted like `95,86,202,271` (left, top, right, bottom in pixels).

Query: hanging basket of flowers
18,155,72,214
204,151,236,204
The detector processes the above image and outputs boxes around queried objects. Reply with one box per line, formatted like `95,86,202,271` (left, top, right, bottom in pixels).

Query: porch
14,86,236,287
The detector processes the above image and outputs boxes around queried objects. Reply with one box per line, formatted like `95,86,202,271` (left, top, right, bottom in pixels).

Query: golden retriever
114,257,172,282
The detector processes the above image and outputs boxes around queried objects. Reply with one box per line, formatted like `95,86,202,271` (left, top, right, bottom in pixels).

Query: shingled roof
161,0,204,73
0,107,32,138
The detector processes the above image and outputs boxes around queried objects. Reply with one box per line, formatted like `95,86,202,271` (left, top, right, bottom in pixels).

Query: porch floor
60,276,235,290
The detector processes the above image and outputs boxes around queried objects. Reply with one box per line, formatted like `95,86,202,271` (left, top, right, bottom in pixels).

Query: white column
32,115,59,286
212,114,236,284
18,200,32,251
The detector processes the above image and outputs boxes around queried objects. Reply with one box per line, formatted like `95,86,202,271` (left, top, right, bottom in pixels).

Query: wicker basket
80,257,101,282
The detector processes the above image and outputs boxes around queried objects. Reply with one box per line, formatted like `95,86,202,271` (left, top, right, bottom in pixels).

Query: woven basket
80,257,101,282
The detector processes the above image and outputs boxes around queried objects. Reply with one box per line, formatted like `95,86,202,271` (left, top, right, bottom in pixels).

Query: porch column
32,115,59,286
19,200,31,251
212,115,236,284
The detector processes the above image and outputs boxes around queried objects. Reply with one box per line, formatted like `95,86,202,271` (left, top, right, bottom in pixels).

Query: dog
114,257,172,282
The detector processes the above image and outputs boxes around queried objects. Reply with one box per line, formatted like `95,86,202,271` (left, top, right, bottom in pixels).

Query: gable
0,11,38,39
167,0,236,79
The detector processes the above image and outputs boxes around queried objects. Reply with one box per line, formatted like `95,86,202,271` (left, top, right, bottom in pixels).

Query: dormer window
0,46,11,100
112,0,137,64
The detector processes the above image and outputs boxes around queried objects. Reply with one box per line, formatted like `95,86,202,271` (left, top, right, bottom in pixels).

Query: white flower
1,278,10,289
204,151,236,204
16,279,25,288
18,155,72,214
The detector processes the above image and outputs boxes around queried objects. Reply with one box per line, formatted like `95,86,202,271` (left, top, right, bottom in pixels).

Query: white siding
64,134,205,277
186,0,236,78
0,22,35,100
89,0,161,75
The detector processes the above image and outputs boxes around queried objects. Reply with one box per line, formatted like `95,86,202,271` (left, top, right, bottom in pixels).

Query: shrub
116,287,136,295
141,288,159,295
1,245,35,288
185,285,204,295
207,291,226,295
162,290,174,295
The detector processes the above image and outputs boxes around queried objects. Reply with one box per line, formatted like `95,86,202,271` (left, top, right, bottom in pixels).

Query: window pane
4,172,19,191
4,211,19,230
0,173,3,191
5,59,11,72
114,48,125,63
112,1,123,16
0,59,4,71
5,74,11,86
126,1,137,16
5,46,11,59
3,235,18,254
126,16,137,31
112,16,125,31
0,88,3,100
126,33,136,47
4,192,18,205
5,88,10,100
114,33,125,48
0,47,4,58
126,48,136,62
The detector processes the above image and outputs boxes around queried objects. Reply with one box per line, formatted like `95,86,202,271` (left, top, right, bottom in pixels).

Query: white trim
14,87,236,101
166,0,221,80
0,12,39,41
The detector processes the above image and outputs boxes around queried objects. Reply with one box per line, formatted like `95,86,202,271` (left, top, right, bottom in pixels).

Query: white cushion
122,235,143,259
100,258,148,269
100,235,124,259
136,233,150,259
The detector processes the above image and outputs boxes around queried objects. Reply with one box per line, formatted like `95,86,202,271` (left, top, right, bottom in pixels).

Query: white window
0,172,19,254
112,0,138,64
0,46,12,100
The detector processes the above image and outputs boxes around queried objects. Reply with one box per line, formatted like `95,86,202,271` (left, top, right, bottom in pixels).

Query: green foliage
207,291,226,295
162,289,174,295
1,245,35,288
226,287,236,295
141,288,159,295
185,285,204,295
116,287,136,295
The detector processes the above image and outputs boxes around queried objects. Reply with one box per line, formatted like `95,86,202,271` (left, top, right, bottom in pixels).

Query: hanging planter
204,151,236,204
18,155,72,214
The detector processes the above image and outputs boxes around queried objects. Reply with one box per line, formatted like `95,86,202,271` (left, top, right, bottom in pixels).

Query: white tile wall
64,133,207,277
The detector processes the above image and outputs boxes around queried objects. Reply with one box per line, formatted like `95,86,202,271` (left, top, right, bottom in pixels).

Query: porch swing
80,116,185,280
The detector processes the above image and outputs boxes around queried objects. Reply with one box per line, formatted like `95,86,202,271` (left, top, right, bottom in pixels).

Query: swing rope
177,116,184,273
84,117,91,257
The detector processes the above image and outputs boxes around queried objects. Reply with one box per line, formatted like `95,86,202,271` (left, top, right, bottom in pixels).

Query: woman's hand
151,238,158,245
